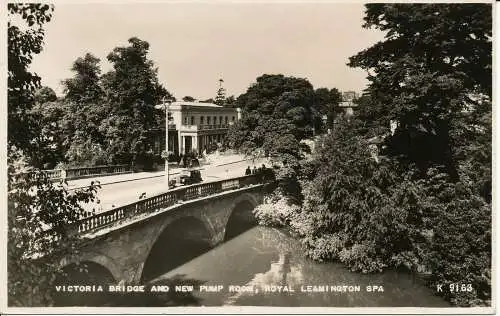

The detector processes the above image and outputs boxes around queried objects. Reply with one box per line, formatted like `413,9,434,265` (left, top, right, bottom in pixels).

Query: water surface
153,226,450,307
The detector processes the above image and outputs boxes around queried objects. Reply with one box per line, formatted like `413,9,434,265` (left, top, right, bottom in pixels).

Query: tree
34,86,57,104
8,3,100,306
286,3,492,306
236,74,315,134
100,37,171,166
60,53,108,166
30,86,64,168
214,79,226,105
312,87,342,132
348,3,492,178
288,116,491,306
8,3,54,166
28,100,68,168
224,95,236,108
252,3,491,307
62,53,103,104
230,74,318,158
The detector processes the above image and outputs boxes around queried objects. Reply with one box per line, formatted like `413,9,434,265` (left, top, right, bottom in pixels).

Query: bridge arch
224,193,260,241
140,215,214,283
58,251,121,284
54,259,116,306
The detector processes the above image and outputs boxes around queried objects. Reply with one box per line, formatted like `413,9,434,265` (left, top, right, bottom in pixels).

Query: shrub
293,121,491,305
421,172,491,306
253,194,300,228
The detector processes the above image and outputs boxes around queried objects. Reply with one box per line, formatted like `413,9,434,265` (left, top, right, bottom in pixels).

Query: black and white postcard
1,0,495,314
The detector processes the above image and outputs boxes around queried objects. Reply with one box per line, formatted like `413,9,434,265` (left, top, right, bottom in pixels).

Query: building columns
192,135,198,154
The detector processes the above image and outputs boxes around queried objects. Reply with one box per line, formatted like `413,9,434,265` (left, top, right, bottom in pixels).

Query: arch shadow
53,260,116,306
224,199,258,242
140,216,213,283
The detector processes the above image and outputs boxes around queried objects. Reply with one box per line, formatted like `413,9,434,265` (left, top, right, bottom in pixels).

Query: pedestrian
252,166,257,174
245,166,251,175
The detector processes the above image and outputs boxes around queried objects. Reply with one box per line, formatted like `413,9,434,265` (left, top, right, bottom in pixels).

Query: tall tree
100,37,171,165
61,53,108,166
214,79,226,105
229,74,322,160
312,87,342,132
63,53,103,104
230,74,320,158
236,74,316,136
30,86,64,168
8,3,54,166
224,95,236,108
348,3,492,178
8,4,99,306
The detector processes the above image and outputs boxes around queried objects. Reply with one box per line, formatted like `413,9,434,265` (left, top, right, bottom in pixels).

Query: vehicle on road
170,168,203,187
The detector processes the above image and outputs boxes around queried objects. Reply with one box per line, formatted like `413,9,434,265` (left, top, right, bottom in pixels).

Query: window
207,116,211,124
184,116,188,125
213,116,217,125
232,116,235,121
200,116,204,124
219,116,223,124
191,116,195,125
225,116,228,124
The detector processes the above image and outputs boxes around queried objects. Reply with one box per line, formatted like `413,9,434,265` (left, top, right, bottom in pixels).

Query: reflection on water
155,226,450,307
107,274,205,307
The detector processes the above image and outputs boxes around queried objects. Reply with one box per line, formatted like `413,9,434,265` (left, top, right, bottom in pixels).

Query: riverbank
250,191,467,307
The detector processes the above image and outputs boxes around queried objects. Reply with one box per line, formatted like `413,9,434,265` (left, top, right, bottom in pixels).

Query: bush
420,172,491,306
286,118,491,306
253,193,300,228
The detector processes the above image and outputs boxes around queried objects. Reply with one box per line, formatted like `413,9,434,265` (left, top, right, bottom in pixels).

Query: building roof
171,101,222,108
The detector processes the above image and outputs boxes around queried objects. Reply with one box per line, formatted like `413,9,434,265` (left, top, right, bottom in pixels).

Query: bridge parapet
19,164,131,182
64,164,131,180
74,174,265,235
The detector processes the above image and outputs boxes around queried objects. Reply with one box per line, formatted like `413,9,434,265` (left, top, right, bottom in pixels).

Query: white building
153,101,241,156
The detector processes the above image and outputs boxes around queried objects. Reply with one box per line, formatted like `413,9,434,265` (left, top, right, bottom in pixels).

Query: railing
200,124,229,130
43,169,64,180
73,174,265,235
179,124,230,131
64,164,130,180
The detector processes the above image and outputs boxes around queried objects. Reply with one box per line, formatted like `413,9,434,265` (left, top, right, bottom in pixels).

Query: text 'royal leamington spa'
55,284,385,293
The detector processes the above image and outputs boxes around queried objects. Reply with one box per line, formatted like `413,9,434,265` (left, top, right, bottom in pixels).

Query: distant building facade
342,91,358,102
338,91,359,118
153,101,241,156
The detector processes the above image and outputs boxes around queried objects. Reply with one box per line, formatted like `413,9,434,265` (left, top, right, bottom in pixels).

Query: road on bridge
76,157,269,214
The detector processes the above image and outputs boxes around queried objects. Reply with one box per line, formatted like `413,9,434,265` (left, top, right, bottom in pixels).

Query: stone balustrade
64,164,130,180
73,174,263,235
36,164,131,181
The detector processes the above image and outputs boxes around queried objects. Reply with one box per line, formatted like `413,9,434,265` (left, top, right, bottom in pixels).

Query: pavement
74,154,269,214
67,152,253,189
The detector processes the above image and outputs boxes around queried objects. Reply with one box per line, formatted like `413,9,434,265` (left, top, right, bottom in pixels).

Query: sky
29,2,386,100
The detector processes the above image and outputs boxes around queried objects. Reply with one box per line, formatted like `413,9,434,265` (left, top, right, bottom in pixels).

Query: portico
153,101,241,156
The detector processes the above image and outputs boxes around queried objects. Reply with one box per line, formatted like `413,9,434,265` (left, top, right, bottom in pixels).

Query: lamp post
156,97,172,189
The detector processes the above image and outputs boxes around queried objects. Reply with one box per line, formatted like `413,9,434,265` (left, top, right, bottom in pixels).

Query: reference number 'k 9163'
437,284,473,293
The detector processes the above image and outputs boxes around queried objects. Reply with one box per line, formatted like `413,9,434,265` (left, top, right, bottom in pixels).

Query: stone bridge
57,174,269,288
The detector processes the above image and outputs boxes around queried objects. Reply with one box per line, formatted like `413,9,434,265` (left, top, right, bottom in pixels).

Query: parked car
178,168,203,186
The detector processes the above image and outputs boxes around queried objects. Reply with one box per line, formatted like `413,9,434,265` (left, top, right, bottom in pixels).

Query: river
140,226,450,307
